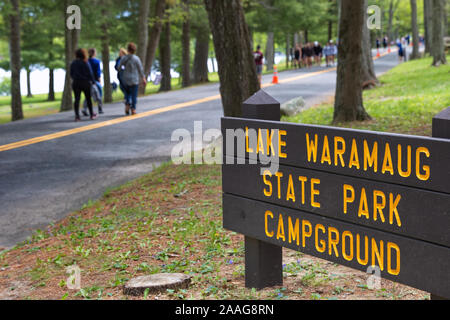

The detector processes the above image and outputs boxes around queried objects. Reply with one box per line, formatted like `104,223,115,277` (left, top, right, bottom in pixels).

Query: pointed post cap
242,90,280,121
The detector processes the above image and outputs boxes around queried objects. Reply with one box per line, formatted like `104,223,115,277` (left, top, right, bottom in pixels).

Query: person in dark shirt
254,45,264,86
313,41,323,66
70,48,97,121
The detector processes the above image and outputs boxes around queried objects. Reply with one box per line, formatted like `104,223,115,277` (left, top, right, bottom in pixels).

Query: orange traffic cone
388,45,391,53
376,48,381,57
272,66,279,84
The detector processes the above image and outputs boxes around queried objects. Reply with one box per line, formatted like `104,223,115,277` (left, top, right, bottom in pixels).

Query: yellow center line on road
0,49,396,153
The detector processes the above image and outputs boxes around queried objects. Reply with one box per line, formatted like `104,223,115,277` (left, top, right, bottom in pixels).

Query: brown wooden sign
221,90,450,298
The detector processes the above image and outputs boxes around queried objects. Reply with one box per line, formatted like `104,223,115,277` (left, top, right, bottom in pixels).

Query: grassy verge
1,56,446,300
283,55,450,136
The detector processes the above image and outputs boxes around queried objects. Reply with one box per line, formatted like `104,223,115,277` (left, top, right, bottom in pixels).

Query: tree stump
123,273,191,296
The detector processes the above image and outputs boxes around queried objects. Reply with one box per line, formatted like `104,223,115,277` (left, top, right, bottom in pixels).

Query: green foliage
284,56,450,136
0,77,11,96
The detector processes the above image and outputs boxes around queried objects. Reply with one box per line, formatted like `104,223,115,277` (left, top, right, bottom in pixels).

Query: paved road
0,50,400,248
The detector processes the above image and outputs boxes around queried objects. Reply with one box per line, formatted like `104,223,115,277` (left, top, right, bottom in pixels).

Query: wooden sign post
430,106,450,300
241,90,283,289
222,90,450,298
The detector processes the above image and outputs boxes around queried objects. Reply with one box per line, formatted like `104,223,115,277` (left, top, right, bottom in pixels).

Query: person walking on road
70,48,97,122
313,41,323,66
83,48,103,115
254,45,264,86
115,48,127,96
293,44,301,69
118,43,147,116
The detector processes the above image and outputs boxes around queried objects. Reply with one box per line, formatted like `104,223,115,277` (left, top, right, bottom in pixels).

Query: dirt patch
0,164,430,300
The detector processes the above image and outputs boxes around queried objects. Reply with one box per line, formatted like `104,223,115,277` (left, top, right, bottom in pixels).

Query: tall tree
361,0,378,88
333,0,371,122
181,0,191,87
141,0,166,95
410,0,420,59
387,0,400,42
424,0,433,54
431,0,447,66
100,0,112,103
192,4,210,84
159,19,172,92
204,0,259,117
137,0,151,65
61,0,77,112
8,0,23,121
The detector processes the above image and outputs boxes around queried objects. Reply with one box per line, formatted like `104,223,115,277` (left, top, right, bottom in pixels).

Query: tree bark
137,0,151,65
410,0,420,59
48,68,55,101
328,0,334,41
424,0,433,54
141,0,166,95
361,0,378,88
204,0,259,117
61,23,73,112
431,0,447,66
101,32,112,103
26,68,33,98
159,20,172,92
9,0,23,121
193,26,210,83
181,0,191,88
333,0,371,123
266,31,274,71
285,33,290,69
61,0,79,112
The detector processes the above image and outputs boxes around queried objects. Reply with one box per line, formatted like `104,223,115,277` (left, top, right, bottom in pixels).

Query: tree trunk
61,24,73,112
431,0,447,66
193,26,210,83
159,20,172,92
333,0,371,123
361,0,378,88
101,32,112,103
61,0,78,112
181,0,191,88
387,0,400,43
9,0,23,121
266,31,274,71
204,0,259,117
26,68,33,98
328,0,333,41
48,68,55,101
137,0,150,64
304,29,309,43
424,0,433,54
285,33,290,69
141,0,166,95
410,0,420,59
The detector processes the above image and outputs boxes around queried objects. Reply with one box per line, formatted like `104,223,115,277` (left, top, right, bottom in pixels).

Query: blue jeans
123,84,139,110
95,81,103,98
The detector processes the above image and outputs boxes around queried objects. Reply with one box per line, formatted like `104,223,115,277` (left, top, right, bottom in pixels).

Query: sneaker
90,113,98,120
125,104,130,115
131,109,137,115
99,107,104,114
82,110,89,117
75,116,81,122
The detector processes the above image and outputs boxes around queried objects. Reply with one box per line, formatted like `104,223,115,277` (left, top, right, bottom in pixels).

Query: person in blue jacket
83,48,103,115
70,48,97,121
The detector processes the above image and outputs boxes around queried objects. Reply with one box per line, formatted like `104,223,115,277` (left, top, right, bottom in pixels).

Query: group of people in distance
293,40,337,69
69,42,146,122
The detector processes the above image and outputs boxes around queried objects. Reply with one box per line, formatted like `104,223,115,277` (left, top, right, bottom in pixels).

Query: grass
283,55,450,137
0,56,444,300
